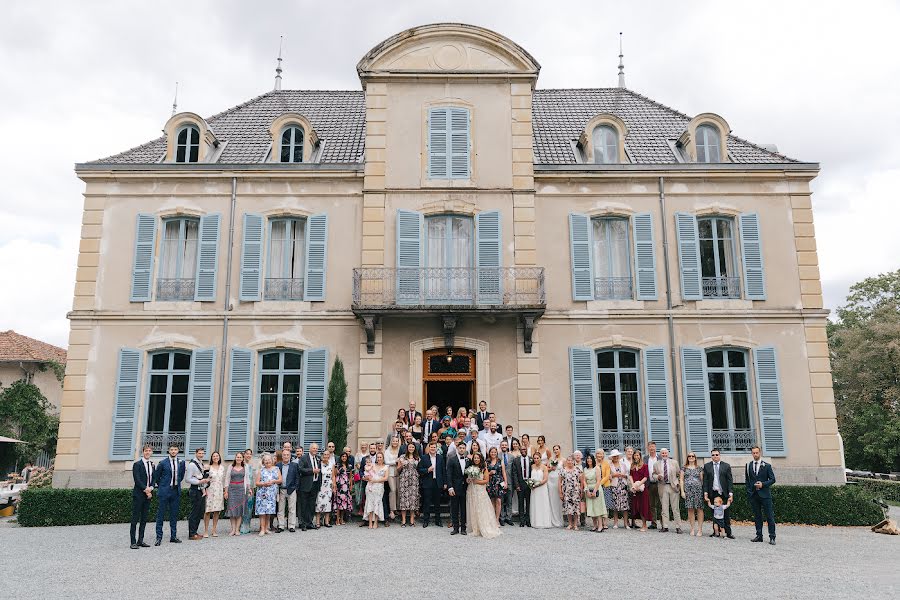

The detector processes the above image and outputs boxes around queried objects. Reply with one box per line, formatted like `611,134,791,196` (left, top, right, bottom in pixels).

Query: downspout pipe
658,176,684,458
215,176,237,451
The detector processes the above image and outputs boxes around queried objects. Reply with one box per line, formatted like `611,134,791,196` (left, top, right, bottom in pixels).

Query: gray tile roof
91,87,799,165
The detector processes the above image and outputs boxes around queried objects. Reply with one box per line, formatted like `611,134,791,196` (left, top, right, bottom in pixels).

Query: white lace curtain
268,219,305,279
592,218,629,279
160,219,198,279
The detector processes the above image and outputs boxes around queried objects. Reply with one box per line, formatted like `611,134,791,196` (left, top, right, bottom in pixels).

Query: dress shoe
460,530,467,535
273,528,282,533
751,536,763,543
154,539,162,546
726,534,735,539
660,527,669,532
708,533,717,538
300,526,307,532
310,525,320,530
130,543,140,549
499,520,505,527
138,542,151,547
288,528,296,533
675,528,682,535
359,521,367,527
170,538,182,543
649,523,658,530
769,538,776,545
519,522,525,527
323,523,332,528
435,521,442,527
451,529,459,535
422,522,429,528
382,522,388,528
190,535,203,541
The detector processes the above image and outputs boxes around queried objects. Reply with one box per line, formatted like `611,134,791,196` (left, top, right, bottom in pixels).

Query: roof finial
617,32,626,89
171,81,179,116
274,36,283,91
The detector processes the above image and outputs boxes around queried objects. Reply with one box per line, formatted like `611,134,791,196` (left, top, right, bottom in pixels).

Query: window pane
177,129,187,144
281,129,292,146
259,394,277,431
706,350,724,368
280,144,291,163
149,374,168,395
619,350,636,369
290,220,305,278
622,392,640,430
592,219,610,279
732,392,751,429
147,394,166,431
189,145,198,163
710,392,728,429
281,394,300,432
597,351,614,369
700,240,716,278
189,127,199,144
260,374,278,395
262,353,279,370
168,394,187,432
173,352,191,370
598,373,616,392
730,372,748,392
426,217,447,269
283,352,302,371
707,372,725,392
268,221,288,278
171,374,189,395
697,219,713,239
728,350,745,368
608,219,629,278
600,393,618,429
182,220,199,278
176,146,186,163
283,374,301,396
151,353,170,370
619,372,638,393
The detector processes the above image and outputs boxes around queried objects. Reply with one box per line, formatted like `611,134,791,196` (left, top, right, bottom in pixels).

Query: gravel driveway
1,518,896,599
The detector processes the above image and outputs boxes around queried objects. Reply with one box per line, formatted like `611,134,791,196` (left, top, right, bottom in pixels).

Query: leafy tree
829,270,900,472
326,356,351,452
0,380,59,470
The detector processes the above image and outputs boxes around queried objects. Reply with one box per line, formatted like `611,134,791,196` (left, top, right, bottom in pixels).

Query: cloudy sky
2,1,899,347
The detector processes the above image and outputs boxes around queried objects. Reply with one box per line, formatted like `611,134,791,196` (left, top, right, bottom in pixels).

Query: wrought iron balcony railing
156,278,195,301
142,431,186,455
594,277,633,300
600,429,644,452
256,431,300,453
352,267,545,308
702,276,741,299
712,428,756,452
264,278,305,301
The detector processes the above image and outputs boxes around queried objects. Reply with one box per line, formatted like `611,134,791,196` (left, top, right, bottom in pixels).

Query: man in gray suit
652,448,682,534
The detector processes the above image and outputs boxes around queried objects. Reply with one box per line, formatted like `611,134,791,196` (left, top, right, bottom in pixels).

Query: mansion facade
54,23,841,487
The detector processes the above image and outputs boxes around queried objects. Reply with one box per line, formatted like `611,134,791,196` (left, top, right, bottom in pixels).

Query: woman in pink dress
629,451,651,531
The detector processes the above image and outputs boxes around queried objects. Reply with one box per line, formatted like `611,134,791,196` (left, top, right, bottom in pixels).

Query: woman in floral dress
203,451,225,537
254,453,282,536
332,451,353,525
397,443,420,526
315,450,335,527
608,450,630,528
559,456,582,530
680,451,705,536
485,447,508,522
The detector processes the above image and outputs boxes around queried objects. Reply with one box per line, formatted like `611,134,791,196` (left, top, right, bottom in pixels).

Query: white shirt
143,459,152,488
480,431,502,456
647,453,658,482
712,461,722,493
429,454,437,478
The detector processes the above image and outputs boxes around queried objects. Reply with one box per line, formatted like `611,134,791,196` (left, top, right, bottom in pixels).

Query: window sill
143,301,202,311
420,178,475,188
586,300,645,311
695,299,753,310
256,300,313,312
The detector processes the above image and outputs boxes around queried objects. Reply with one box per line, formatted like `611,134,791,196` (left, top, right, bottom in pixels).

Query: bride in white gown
466,452,501,539
528,452,552,528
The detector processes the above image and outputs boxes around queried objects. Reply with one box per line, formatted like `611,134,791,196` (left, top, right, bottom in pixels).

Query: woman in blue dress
254,453,282,536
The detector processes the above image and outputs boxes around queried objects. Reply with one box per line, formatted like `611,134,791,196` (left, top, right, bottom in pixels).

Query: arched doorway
422,348,476,419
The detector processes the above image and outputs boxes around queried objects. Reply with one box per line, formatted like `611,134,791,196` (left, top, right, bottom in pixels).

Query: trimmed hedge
17,488,193,527
17,484,885,527
847,477,900,503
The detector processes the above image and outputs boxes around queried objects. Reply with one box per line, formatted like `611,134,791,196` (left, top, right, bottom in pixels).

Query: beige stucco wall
0,363,63,412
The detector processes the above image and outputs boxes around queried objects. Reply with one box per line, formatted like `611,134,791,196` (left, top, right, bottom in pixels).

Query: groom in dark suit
445,441,470,535
746,445,777,545
511,449,532,527
418,441,445,527
703,448,735,539
297,443,322,531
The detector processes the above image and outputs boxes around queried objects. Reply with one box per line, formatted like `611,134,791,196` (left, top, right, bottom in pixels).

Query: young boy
708,496,730,538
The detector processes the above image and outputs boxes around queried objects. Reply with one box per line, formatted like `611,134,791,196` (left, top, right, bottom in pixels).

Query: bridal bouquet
526,477,541,489
465,466,482,481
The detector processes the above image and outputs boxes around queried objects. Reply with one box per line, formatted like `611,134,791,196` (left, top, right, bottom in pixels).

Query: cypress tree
326,356,350,451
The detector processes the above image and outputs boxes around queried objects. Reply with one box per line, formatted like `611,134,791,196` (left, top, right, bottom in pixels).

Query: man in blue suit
152,444,185,545
746,445,777,545
418,441,445,527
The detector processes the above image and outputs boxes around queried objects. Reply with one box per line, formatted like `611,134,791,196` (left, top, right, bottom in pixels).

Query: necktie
313,457,318,481
663,461,668,483
755,461,759,476
171,458,176,487
145,460,151,487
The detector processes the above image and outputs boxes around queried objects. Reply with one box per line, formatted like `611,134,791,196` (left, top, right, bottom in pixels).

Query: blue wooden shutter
396,209,423,305
239,213,264,301
681,346,712,455
568,213,594,300
225,347,253,459
643,346,672,450
300,348,328,448
303,213,328,301
632,212,658,300
428,108,448,179
449,107,470,179
753,347,787,457
130,214,156,302
194,213,220,301
475,210,502,304
675,213,702,301
186,348,215,454
739,212,767,300
109,348,142,460
569,346,599,454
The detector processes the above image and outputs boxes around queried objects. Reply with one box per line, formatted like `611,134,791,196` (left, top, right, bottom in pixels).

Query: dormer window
175,125,200,163
280,126,304,163
592,125,619,164
696,124,721,163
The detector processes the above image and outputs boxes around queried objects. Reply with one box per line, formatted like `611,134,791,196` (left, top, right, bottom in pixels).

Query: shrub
17,488,192,527
847,477,900,503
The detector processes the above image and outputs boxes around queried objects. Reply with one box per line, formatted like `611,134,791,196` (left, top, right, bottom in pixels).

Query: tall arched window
144,351,192,453
257,350,303,452
706,348,755,452
698,216,739,298
280,126,304,163
175,125,200,163
695,124,721,163
596,348,642,450
592,125,619,164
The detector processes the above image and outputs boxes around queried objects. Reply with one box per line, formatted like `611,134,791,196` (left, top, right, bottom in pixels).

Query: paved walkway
1,519,896,599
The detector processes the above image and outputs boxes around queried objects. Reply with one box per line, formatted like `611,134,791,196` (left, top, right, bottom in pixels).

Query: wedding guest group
128,403,779,547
